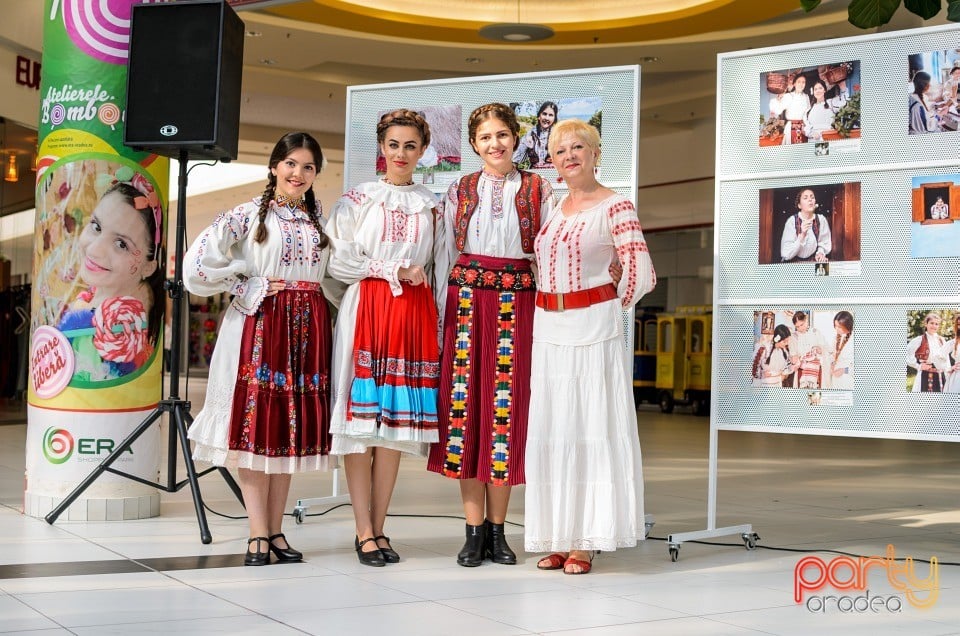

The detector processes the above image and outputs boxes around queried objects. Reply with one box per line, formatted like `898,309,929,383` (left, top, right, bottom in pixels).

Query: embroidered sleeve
229,276,269,316
432,182,459,328
607,198,656,308
184,204,253,298
327,189,408,296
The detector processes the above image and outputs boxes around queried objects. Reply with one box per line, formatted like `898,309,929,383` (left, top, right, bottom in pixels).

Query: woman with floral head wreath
184,132,341,566
57,170,165,382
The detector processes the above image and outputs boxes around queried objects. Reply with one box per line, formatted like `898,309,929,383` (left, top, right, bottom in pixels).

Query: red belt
536,283,617,312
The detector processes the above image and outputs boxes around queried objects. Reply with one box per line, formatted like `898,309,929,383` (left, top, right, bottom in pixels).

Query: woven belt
536,283,617,312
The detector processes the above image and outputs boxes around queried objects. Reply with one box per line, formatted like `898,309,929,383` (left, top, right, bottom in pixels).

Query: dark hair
794,188,816,209
467,103,520,155
535,101,559,131
101,182,165,347
377,109,431,147
792,311,807,325
833,310,854,333
254,132,327,248
808,80,832,111
767,324,792,364
912,71,931,97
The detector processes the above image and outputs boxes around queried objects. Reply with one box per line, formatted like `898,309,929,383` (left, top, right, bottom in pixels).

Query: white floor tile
0,594,61,632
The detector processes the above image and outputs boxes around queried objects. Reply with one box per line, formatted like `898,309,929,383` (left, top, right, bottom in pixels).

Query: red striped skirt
349,278,440,432
426,254,536,486
229,281,332,461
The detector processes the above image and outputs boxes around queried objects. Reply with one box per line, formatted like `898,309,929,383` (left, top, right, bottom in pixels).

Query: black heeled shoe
457,523,485,567
374,535,400,563
355,536,386,567
268,533,303,563
484,520,517,565
244,536,270,566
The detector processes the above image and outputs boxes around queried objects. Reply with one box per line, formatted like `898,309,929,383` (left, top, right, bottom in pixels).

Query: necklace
382,177,414,186
275,193,306,211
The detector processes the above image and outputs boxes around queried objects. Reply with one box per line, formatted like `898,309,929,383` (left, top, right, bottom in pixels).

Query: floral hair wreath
95,166,163,252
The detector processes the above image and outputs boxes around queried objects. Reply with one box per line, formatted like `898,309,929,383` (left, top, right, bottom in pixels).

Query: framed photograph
758,61,861,147
375,105,462,176
509,96,602,170
907,50,960,135
757,182,861,265
910,174,960,257
906,310,959,393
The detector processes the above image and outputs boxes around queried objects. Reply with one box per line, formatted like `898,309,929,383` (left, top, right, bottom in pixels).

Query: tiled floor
1,384,959,635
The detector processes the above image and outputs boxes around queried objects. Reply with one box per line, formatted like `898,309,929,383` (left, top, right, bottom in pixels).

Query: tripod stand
45,150,243,544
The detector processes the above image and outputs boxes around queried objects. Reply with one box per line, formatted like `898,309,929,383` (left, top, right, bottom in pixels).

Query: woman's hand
608,260,623,285
265,277,286,297
814,251,828,263
398,265,427,286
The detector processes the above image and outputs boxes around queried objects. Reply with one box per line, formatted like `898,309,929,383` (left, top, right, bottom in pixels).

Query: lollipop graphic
50,103,66,126
61,0,139,66
98,103,122,129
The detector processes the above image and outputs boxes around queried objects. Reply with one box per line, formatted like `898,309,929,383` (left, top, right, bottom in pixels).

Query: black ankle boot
457,523,485,567
485,520,517,565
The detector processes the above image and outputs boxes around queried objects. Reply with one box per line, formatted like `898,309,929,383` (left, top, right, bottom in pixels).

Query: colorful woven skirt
348,278,440,436
426,254,536,486
228,281,332,468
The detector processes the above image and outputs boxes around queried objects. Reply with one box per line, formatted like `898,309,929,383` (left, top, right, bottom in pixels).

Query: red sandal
563,551,595,575
536,553,568,570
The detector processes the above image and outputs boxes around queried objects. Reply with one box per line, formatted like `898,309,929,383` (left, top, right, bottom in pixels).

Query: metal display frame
667,23,960,561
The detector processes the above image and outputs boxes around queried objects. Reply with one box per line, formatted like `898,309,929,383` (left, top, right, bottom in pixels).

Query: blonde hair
547,118,601,161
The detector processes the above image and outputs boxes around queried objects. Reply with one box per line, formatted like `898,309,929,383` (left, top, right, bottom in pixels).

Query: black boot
457,523,485,567
485,520,517,565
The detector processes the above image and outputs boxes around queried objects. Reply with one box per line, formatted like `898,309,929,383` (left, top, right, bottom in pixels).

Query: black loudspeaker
124,0,244,161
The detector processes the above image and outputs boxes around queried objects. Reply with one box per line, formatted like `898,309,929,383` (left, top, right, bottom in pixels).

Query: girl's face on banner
79,191,156,296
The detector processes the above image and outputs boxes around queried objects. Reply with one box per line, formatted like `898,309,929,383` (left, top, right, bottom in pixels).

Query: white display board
714,24,960,442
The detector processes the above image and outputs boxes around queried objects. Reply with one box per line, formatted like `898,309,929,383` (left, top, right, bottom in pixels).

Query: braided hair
377,109,431,147
253,132,328,249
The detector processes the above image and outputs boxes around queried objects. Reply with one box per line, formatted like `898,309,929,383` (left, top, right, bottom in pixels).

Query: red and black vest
454,170,543,254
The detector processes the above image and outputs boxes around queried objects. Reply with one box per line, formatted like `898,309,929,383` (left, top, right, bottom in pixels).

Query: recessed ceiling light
479,23,554,42
245,30,262,37
259,58,277,65
640,56,661,63
465,57,483,63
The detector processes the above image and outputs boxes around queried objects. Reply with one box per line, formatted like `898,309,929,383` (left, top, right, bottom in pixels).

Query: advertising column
25,0,168,520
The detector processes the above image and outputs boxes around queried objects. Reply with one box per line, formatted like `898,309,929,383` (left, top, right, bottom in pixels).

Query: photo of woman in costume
780,187,831,263
906,311,948,392
803,79,849,141
513,101,558,169
827,310,854,390
769,75,811,144
751,324,796,387
944,313,960,394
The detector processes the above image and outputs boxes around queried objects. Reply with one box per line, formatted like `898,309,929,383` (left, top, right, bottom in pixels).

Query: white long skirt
524,308,645,553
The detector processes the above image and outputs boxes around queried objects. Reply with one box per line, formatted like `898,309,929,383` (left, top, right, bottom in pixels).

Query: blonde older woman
524,119,656,574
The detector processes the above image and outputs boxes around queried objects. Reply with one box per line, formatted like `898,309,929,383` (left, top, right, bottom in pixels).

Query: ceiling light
479,23,554,42
640,56,661,63
245,30,262,37
259,58,277,65
4,153,17,183
465,57,483,64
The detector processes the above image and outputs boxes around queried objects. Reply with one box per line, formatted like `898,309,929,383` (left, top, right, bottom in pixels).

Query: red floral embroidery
482,271,498,286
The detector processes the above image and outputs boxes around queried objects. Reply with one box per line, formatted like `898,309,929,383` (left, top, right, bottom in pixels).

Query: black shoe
484,520,517,565
355,536,386,567
244,536,270,566
268,533,303,563
374,535,400,563
456,523,485,567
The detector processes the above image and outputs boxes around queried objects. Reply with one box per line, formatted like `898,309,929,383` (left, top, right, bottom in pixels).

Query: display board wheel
668,543,680,562
741,532,760,550
293,507,306,524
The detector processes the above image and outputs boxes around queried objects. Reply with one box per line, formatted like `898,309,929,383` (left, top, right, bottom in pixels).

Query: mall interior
1,1,959,634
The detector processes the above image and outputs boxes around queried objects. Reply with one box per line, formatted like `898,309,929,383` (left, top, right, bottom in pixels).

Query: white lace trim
524,537,642,553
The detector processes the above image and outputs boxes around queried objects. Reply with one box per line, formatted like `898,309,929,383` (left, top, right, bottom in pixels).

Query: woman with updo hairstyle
326,109,440,567
427,102,553,567
185,132,339,566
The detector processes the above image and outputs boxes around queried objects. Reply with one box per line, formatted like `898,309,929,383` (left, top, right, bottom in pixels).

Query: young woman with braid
185,132,340,566
428,103,553,567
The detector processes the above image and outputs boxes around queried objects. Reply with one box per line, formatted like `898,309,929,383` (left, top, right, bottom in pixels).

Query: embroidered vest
454,170,542,254
794,213,820,241
915,334,930,363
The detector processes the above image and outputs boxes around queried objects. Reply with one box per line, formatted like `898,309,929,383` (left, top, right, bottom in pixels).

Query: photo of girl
33,160,164,385
512,100,558,169
907,51,960,134
910,174,960,258
906,310,952,392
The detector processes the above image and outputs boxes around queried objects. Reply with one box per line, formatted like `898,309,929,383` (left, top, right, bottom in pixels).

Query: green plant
801,0,960,29
832,92,861,137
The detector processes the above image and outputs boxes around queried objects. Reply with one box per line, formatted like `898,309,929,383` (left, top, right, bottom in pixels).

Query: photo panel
907,49,960,135
910,173,960,257
757,181,861,269
509,96,602,170
751,309,855,392
374,105,462,181
759,60,861,150
906,309,959,393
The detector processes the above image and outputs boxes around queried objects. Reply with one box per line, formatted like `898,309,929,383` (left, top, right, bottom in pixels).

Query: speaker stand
45,150,243,544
